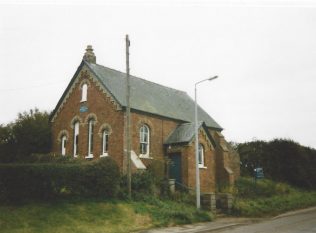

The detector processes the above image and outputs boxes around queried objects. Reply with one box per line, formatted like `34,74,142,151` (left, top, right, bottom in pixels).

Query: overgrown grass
0,197,212,233
232,177,316,217
132,196,211,226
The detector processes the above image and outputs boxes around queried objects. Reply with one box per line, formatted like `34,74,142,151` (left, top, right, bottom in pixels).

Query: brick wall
184,133,216,193
50,65,236,192
130,111,179,160
51,67,125,168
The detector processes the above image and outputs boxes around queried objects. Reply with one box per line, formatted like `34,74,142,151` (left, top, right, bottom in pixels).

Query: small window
81,83,88,102
139,125,150,157
87,119,94,158
73,121,79,157
198,144,204,168
61,135,67,156
101,129,109,157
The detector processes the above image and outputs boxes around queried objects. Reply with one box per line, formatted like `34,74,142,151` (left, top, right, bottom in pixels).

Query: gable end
50,61,122,122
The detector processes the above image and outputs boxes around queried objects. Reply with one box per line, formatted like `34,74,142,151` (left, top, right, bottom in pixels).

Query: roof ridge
92,62,187,95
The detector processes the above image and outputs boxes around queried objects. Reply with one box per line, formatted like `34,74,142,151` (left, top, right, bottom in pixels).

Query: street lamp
194,75,218,209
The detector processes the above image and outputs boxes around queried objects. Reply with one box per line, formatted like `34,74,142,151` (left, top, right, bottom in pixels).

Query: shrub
234,177,293,199
0,157,120,202
81,157,120,198
120,170,156,199
24,153,83,163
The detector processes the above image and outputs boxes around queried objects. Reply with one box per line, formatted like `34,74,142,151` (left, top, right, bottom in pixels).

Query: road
213,208,316,233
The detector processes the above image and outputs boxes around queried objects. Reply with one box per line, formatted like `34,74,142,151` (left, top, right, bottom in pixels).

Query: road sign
254,167,264,179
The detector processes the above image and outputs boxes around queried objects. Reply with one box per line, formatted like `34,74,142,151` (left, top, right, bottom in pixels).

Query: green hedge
0,157,120,202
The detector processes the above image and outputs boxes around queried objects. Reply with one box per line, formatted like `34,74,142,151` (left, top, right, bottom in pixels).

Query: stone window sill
85,155,94,159
139,154,153,159
100,154,108,158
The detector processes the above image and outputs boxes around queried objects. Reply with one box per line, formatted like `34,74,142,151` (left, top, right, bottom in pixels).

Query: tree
0,108,51,162
236,139,316,189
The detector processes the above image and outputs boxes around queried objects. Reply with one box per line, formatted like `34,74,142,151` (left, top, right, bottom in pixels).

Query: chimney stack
83,45,96,64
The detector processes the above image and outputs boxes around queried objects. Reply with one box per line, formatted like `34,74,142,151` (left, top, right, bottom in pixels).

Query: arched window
198,144,205,168
61,135,67,156
139,125,150,157
86,119,95,158
81,83,88,102
73,121,80,157
101,129,109,157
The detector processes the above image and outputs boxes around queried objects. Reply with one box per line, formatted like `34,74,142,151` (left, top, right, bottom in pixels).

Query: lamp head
208,75,218,81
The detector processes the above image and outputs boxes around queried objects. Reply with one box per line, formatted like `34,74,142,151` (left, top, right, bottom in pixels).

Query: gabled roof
164,122,216,147
51,60,222,130
85,61,222,130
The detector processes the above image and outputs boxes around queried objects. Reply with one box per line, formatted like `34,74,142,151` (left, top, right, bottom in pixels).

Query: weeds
232,177,316,217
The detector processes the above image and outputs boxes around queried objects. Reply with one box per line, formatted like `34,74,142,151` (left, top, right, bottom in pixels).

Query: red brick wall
210,130,240,188
51,65,229,192
51,68,125,168
183,134,216,193
130,112,179,161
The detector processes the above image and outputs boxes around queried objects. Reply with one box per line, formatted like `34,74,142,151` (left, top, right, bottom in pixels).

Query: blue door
169,153,182,186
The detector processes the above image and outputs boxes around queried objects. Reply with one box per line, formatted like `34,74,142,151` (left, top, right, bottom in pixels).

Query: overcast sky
1,0,316,148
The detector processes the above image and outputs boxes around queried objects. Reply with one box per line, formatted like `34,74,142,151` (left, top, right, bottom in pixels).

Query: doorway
168,153,182,186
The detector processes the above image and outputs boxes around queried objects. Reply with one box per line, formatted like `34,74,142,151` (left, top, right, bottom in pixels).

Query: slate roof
51,60,222,130
164,122,201,145
164,122,216,146
85,61,222,130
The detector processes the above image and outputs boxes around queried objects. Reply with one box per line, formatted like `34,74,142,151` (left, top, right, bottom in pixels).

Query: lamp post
194,75,218,209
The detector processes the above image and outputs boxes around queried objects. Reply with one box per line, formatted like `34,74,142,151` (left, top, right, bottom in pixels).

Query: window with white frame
101,129,109,156
81,83,88,102
198,144,205,168
139,125,150,157
61,135,67,156
73,121,79,157
87,119,94,158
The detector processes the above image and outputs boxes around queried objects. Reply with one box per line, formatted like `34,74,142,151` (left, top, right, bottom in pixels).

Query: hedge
0,157,120,202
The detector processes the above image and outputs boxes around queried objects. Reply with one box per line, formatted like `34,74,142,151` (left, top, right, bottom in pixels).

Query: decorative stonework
57,130,70,142
70,115,83,129
137,118,154,135
79,78,91,90
50,66,122,123
84,113,98,124
98,123,112,137
200,128,215,151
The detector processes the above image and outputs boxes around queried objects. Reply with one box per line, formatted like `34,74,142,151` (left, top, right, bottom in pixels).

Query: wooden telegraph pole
125,35,132,199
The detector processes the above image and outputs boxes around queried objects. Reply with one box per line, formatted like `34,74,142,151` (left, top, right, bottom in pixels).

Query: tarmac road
213,207,316,233
139,207,316,233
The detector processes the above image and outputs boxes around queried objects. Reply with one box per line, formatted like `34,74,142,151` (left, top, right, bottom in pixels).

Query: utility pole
125,34,132,199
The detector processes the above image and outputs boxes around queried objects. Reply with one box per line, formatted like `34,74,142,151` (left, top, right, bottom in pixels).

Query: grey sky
1,1,316,148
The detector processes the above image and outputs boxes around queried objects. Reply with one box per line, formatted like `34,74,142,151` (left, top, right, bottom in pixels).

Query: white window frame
61,135,67,156
139,125,150,158
73,121,79,157
100,129,109,157
86,119,94,158
81,83,88,102
198,143,205,168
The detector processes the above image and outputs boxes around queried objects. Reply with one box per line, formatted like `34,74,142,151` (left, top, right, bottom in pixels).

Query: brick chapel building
50,46,240,193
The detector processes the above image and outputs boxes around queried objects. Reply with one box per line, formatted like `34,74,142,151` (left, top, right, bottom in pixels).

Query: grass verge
232,177,316,217
0,197,212,233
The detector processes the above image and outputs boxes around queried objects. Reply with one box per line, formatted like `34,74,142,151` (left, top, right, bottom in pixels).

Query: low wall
201,193,216,212
216,193,233,213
